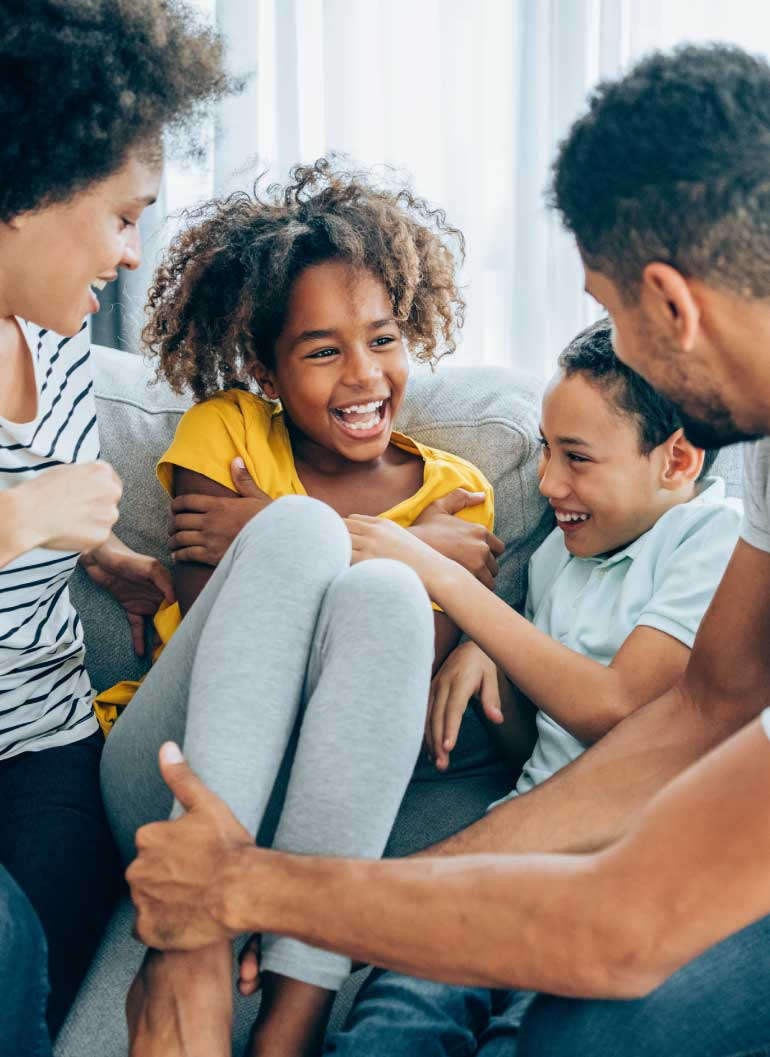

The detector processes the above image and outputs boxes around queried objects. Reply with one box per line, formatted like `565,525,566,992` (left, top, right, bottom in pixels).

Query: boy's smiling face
256,260,409,469
539,371,699,558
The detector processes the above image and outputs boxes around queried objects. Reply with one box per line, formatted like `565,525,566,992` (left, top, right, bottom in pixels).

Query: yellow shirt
94,390,494,734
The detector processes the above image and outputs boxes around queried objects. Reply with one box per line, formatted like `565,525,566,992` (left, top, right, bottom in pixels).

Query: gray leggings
100,496,434,990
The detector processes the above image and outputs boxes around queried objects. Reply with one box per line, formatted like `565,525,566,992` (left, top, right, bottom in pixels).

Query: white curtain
100,0,770,376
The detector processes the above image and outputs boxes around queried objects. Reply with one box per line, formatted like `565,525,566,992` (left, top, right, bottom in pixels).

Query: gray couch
55,346,744,1055
55,346,551,1056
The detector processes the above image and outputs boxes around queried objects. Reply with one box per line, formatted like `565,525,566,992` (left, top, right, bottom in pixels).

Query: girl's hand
169,459,272,566
80,534,175,655
410,489,503,590
346,515,447,591
427,641,503,770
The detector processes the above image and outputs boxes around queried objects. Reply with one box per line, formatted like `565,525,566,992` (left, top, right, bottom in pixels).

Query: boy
333,317,742,1057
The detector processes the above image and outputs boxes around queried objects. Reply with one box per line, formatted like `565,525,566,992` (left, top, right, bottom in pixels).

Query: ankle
248,973,335,1057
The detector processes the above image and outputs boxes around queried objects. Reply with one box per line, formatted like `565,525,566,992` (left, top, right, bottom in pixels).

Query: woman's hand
347,515,449,594
427,641,503,770
2,461,122,566
169,458,272,566
80,534,175,655
410,489,503,590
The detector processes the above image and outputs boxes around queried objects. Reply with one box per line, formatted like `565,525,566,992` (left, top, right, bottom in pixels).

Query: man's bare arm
429,538,770,855
129,716,770,998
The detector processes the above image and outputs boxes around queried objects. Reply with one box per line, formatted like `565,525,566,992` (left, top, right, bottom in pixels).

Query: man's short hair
551,44,770,299
559,319,718,477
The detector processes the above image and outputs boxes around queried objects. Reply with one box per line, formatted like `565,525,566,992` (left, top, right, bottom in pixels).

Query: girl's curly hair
145,158,466,400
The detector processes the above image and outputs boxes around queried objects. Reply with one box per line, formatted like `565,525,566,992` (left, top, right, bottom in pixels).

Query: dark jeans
327,913,770,1057
325,969,535,1056
0,862,51,1057
0,730,121,1038
518,913,770,1057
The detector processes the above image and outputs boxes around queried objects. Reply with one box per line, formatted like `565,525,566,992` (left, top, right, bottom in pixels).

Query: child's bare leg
246,972,335,1057
126,943,232,1057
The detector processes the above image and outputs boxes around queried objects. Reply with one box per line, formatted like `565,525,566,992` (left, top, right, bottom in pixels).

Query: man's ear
641,263,701,352
658,428,704,490
252,362,279,401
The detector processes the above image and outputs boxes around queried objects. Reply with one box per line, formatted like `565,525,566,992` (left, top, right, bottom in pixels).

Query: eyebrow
539,427,594,447
130,195,157,207
290,318,397,350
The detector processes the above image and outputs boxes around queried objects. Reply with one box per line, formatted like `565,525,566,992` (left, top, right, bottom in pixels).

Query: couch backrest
72,347,552,692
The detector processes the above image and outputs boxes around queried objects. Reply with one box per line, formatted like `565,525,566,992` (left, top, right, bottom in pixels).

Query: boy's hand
169,458,271,566
80,533,174,655
347,515,447,591
427,641,503,769
410,489,503,590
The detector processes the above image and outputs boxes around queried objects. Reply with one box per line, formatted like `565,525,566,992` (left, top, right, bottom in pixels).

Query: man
126,44,770,1056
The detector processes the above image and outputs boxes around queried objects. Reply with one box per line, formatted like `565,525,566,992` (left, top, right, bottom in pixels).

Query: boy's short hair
559,319,717,477
550,44,770,299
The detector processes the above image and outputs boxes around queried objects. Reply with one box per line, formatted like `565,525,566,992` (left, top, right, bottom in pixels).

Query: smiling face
0,152,161,336
256,260,409,468
539,371,700,557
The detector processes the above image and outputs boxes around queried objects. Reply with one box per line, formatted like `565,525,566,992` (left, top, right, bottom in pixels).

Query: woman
0,2,232,1051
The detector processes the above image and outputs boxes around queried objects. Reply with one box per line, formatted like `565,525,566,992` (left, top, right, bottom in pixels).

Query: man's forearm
218,845,642,997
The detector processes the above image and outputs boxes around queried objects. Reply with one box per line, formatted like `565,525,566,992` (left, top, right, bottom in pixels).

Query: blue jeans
327,913,770,1057
0,863,52,1057
517,913,770,1057
325,969,535,1056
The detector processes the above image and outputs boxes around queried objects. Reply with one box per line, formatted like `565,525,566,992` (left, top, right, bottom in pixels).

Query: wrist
0,486,42,564
425,552,467,604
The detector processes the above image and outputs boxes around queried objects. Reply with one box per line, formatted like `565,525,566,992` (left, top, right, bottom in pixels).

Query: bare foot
246,972,335,1057
126,944,233,1057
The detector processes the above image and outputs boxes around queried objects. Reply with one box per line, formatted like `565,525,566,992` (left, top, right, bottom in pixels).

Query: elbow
577,698,635,744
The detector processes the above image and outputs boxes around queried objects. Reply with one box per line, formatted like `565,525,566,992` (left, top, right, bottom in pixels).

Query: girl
0,2,229,1049
99,159,501,1057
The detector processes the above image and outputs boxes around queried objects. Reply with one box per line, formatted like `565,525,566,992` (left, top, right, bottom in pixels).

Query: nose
342,345,383,388
538,453,571,500
119,224,141,272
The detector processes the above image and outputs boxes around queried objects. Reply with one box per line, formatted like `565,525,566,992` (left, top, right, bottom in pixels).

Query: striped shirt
0,319,99,760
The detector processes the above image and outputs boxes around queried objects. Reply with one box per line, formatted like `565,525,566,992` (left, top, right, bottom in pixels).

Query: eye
119,217,136,230
567,452,590,463
372,335,396,348
306,347,338,360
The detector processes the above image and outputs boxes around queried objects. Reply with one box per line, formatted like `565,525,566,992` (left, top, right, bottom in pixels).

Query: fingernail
234,457,245,469
162,742,184,764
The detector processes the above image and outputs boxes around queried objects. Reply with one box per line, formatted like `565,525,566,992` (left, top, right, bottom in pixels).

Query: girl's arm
172,467,238,616
349,520,688,743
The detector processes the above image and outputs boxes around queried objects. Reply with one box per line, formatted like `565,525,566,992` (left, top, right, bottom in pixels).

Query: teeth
92,279,108,291
337,400,384,415
555,511,589,523
344,415,379,430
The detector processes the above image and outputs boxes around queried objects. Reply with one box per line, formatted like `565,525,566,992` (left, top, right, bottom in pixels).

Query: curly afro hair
551,44,770,299
1,0,236,221
146,157,466,400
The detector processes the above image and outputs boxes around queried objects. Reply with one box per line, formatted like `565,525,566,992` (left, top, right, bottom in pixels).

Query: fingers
148,559,175,604
171,494,216,515
168,513,206,533
479,668,504,724
170,546,213,565
429,677,452,770
231,458,270,502
433,489,487,516
237,933,261,996
127,612,146,657
486,531,505,557
157,743,210,812
169,529,207,552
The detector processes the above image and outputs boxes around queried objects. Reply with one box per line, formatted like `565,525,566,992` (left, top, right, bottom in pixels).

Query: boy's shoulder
646,476,742,551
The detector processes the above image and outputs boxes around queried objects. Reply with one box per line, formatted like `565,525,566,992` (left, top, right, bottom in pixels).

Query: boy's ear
252,362,279,400
658,428,704,490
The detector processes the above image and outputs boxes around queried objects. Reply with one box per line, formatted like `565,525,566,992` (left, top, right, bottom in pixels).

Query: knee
333,559,434,653
236,496,351,570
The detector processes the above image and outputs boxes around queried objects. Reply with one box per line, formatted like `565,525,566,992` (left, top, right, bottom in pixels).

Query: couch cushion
71,347,550,695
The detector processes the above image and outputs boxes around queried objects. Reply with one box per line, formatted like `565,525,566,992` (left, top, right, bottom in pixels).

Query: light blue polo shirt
510,476,742,799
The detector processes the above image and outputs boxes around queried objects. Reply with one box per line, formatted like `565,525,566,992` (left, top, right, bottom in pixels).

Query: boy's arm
429,537,770,855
